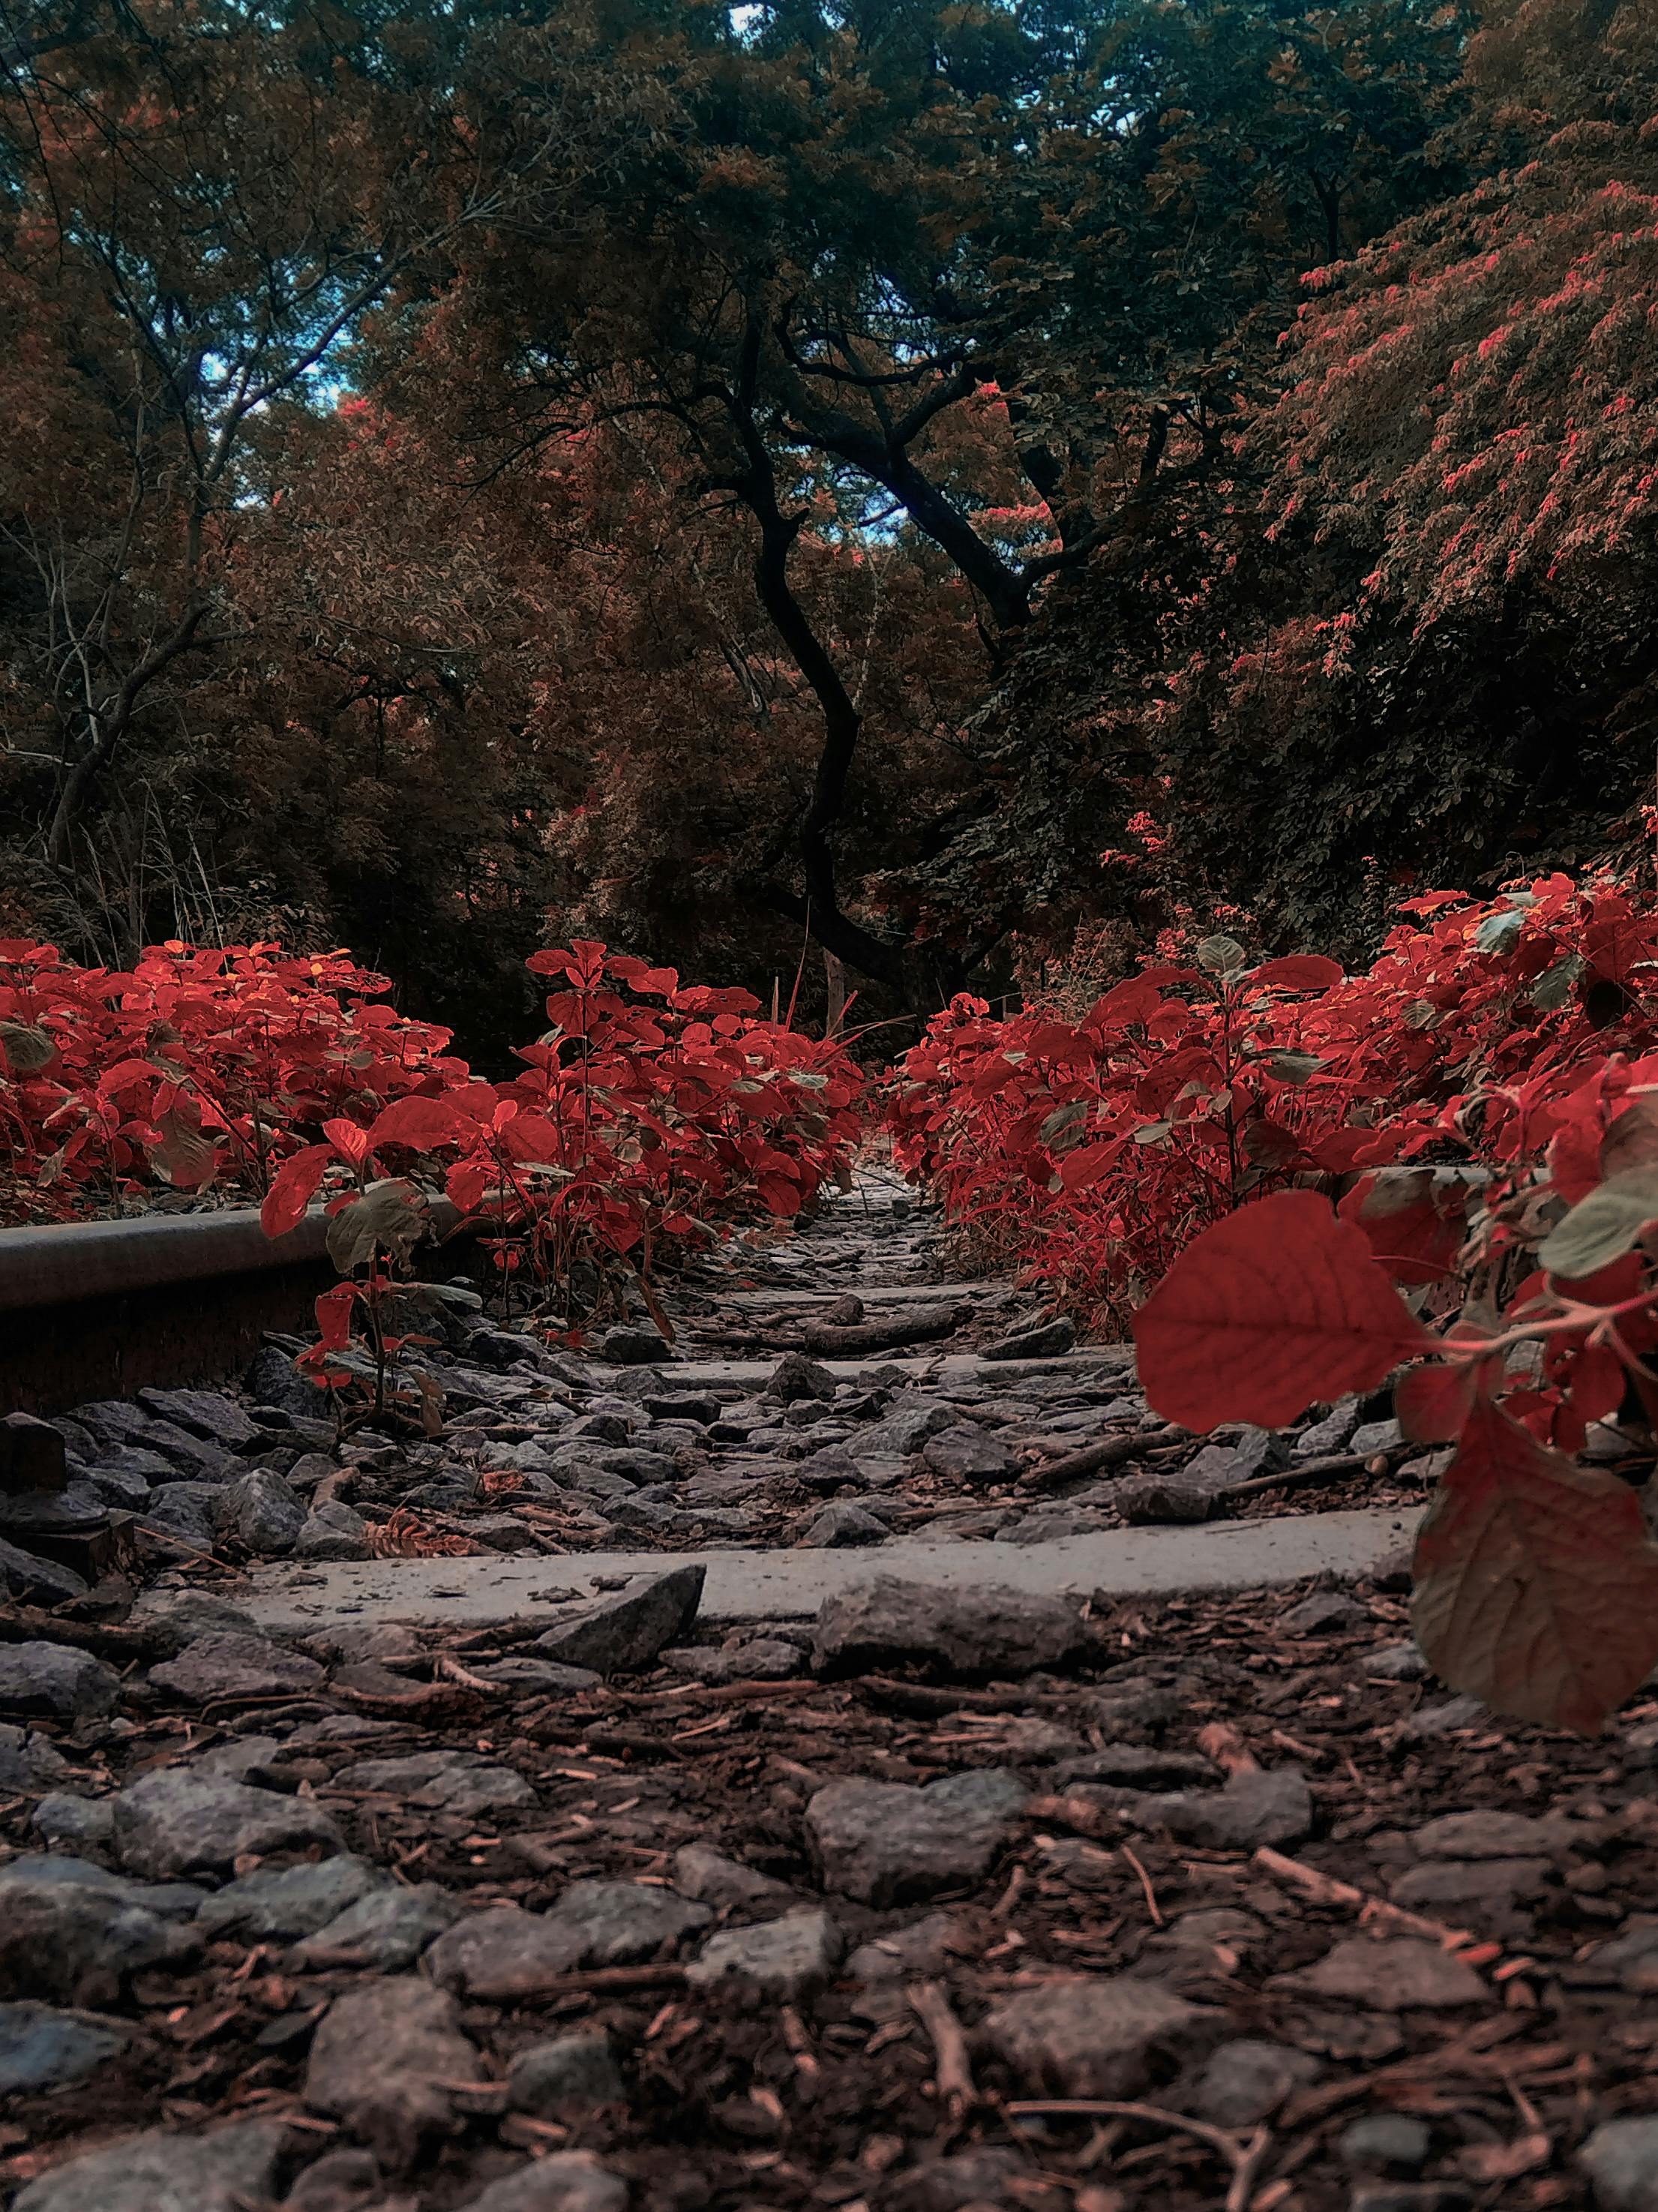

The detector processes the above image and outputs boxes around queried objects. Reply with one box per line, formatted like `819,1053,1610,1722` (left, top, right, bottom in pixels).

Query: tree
415,0,1468,994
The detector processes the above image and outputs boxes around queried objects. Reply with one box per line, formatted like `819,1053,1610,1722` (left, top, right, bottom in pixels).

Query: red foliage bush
893,872,1658,1732
1,934,862,1304
0,938,461,1221
262,940,864,1316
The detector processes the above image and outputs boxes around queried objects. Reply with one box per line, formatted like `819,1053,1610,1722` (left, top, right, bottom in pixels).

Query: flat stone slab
244,1508,1414,1637
653,1349,1135,1388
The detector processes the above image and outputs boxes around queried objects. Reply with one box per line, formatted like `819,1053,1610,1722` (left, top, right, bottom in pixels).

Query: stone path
10,1172,1654,2210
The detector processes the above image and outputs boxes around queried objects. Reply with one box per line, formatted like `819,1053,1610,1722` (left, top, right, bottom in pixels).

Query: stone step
244,1505,1414,1637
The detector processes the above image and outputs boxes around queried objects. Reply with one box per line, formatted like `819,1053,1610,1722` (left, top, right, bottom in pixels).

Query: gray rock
1082,1680,1186,1735
0,1537,88,1606
664,1637,805,1685
598,1325,671,1366
847,1910,964,1985
1295,1399,1360,1456
1341,2114,1432,2174
139,1481,220,1548
982,1318,1075,1361
10,2119,289,2212
423,1904,586,2000
466,1655,604,1696
1056,1745,1219,1790
0,1856,190,2002
1580,2114,1658,2210
687,1910,843,2001
214,1468,307,1555
0,1642,120,1720
765,1352,837,1402
0,1411,68,1492
148,1630,326,1703
802,1502,889,1547
982,1974,1216,2096
137,1387,262,1448
921,1426,1018,1483
455,2155,628,2212
112,1766,342,1879
290,1881,460,1970
1351,1418,1405,1457
304,1976,477,2171
1411,1808,1573,1859
0,1724,70,1793
334,1749,535,1817
76,1457,157,1508
245,1344,331,1418
1084,1763,1312,1850
31,1792,115,1850
812,1575,1093,1679
532,1564,704,1676
856,1402,954,1455
886,2150,1029,2210
670,1844,797,1917
1273,1936,1488,2010
280,2147,387,2212
1388,1857,1552,1918
1118,1472,1222,1524
1189,2036,1321,2127
1364,1642,1429,1682
1397,1695,1486,1740
806,1768,1028,1906
0,2001,127,2093
196,1854,384,1941
294,1500,371,1560
538,1878,710,1967
1282,1591,1368,1635
508,2033,626,2116
1572,1916,1658,1994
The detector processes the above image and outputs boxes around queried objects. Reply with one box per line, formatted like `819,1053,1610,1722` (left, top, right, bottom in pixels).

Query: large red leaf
259,1142,331,1238
1132,1189,1435,1430
1412,1400,1658,1733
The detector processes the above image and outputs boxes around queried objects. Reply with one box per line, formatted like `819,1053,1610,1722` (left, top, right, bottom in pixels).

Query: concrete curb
244,1505,1417,1636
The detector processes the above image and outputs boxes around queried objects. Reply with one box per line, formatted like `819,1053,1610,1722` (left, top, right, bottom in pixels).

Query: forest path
245,1167,1413,1639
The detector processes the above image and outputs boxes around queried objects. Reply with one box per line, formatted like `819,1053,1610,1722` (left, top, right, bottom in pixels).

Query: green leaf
1196,934,1247,977
0,1021,55,1074
1267,1049,1324,1085
326,1178,432,1274
1475,896,1534,956
1039,1099,1090,1146
1528,953,1587,1012
1537,1165,1658,1280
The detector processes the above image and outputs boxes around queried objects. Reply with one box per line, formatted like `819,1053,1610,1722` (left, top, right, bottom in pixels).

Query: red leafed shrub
893,871,1658,1731
0,938,462,1220
264,941,863,1406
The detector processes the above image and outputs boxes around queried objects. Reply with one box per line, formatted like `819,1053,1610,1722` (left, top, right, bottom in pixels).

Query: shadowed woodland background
3,0,1656,1054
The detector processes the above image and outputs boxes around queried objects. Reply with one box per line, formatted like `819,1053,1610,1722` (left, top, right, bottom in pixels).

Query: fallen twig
909,1979,976,2118
1003,2100,1272,2211
1018,1424,1174,1493
1252,1845,1477,1950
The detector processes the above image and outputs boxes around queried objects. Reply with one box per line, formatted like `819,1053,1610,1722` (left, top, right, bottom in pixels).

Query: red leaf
322,1116,371,1168
1250,954,1345,992
260,1143,331,1238
1412,1400,1658,1733
1396,1361,1481,1443
367,1095,462,1151
313,1283,357,1352
1132,1190,1435,1430
1339,1168,1468,1285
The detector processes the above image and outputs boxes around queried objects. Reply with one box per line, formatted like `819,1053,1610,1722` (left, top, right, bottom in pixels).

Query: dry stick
1018,1424,1174,1493
1226,1440,1419,1501
908,1979,976,2119
0,1603,177,1663
1004,2101,1273,2212
1252,1846,1479,1952
1120,1841,1165,1927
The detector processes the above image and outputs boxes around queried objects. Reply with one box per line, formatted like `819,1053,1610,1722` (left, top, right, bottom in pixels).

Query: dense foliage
0,935,863,1316
1,0,1482,1026
894,868,1658,1731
